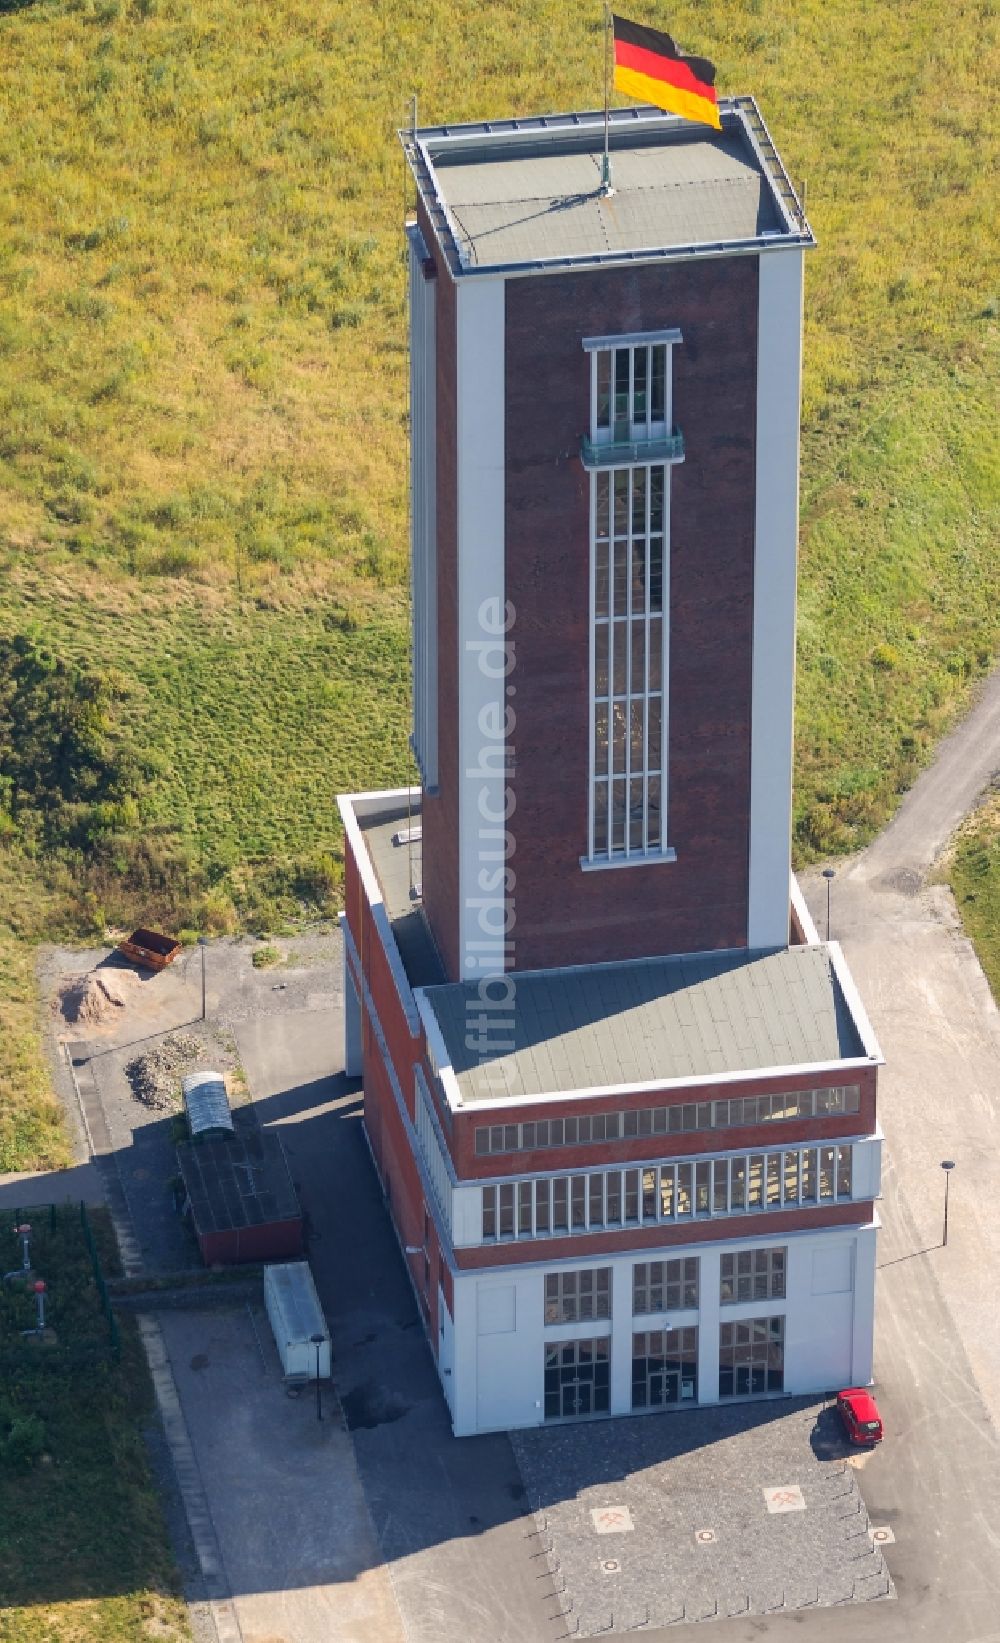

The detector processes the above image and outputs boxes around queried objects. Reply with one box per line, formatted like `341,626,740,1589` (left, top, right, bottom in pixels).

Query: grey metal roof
182,1070,233,1139
438,133,780,269
403,100,814,278
177,1129,300,1234
423,945,867,1104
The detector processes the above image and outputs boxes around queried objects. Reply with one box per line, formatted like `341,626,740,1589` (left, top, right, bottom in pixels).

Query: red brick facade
447,1063,877,1180
455,1199,873,1271
504,259,759,971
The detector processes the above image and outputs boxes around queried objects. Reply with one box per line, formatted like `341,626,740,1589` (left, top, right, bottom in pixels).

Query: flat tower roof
423,944,873,1105
403,99,814,277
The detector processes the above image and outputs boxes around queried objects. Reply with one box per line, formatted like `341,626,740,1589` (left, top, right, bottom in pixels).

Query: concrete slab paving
513,1400,890,1634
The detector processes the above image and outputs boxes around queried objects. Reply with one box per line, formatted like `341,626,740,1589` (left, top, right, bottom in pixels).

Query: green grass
0,0,996,1175
948,791,1000,1004
0,1206,189,1642
0,849,74,1173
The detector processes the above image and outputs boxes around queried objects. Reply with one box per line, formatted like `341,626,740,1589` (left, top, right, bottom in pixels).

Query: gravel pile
125,1033,209,1110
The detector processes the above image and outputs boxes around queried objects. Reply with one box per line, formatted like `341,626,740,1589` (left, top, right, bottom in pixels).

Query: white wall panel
748,249,804,949
408,229,438,787
448,1221,877,1435
455,277,508,979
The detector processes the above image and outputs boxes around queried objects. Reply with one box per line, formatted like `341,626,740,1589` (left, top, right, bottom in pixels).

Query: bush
1,1412,46,1472
251,943,282,969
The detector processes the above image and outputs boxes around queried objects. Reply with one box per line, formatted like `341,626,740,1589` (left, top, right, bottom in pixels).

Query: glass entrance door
544,1338,611,1420
632,1328,698,1410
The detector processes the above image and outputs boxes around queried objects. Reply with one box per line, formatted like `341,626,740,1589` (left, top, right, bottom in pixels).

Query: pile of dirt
59,968,138,1026
125,1032,208,1110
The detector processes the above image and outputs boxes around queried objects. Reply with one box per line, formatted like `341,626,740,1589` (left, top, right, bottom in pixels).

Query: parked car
836,1387,884,1445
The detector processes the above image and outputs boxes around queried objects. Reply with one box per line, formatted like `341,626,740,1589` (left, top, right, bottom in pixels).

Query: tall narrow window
585,332,681,864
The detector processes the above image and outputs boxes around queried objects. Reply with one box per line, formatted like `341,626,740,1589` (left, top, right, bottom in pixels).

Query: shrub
872,642,900,671
2,1412,46,1472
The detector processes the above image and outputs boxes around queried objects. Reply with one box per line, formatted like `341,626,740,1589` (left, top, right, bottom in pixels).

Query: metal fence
2,1200,120,1363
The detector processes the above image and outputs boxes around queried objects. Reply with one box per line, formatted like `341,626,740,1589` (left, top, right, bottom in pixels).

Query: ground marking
871,1525,896,1546
601,1559,622,1574
591,1506,634,1534
695,1528,717,1545
762,1484,806,1514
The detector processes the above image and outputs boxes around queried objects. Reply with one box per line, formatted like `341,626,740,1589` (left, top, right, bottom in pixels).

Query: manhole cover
871,1525,896,1545
695,1528,717,1545
601,1559,621,1574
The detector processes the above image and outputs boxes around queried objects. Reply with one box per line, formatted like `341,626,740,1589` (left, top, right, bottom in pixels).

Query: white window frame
719,1245,787,1305
544,1266,612,1325
479,1142,856,1244
472,1085,862,1156
582,329,682,869
413,1064,453,1238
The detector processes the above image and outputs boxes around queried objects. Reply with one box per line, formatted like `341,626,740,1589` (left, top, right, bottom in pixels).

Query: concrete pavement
0,1160,104,1210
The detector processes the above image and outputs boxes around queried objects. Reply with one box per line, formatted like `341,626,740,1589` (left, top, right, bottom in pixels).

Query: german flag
613,16,721,131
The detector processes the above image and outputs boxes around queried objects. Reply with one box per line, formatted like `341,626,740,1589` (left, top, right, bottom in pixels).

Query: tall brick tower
339,103,883,1436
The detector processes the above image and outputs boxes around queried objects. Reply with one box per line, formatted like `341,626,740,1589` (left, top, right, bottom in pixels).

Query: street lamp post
941,1160,956,1247
822,868,835,941
310,1332,325,1422
198,936,209,1021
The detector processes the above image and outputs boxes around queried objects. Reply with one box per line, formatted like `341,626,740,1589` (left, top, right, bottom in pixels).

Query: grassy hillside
0,0,998,1168
949,789,1000,1004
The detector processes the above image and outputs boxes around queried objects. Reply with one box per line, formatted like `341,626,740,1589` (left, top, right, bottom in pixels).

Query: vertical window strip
588,340,673,865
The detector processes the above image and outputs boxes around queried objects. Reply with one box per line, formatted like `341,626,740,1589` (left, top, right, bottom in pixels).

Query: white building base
444,1222,877,1437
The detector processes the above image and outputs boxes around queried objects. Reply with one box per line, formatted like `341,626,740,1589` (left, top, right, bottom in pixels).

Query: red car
836,1388,884,1445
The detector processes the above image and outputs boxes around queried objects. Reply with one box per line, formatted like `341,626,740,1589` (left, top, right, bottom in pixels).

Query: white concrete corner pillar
610,1260,634,1415
748,248,804,949
343,938,362,1079
450,1275,478,1437
698,1248,722,1405
455,276,510,980
851,1225,877,1386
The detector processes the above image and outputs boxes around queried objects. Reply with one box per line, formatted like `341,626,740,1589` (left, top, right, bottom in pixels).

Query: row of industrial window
543,1316,785,1419
473,1086,862,1156
480,1146,854,1242
543,1250,785,1325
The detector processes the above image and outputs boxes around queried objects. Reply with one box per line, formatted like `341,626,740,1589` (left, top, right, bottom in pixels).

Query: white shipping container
263,1261,331,1380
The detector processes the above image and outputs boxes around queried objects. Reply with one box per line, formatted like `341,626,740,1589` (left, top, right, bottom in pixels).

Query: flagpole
601,6,612,193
